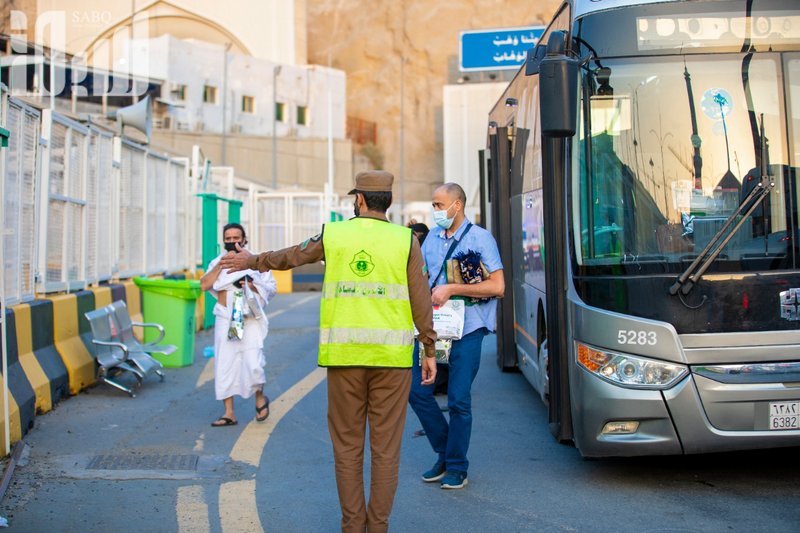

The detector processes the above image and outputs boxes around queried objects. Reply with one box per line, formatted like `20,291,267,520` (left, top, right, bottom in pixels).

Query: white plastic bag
228,288,245,340
432,299,465,340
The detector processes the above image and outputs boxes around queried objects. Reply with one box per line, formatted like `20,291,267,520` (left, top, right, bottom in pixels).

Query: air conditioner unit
230,124,242,133
194,121,205,132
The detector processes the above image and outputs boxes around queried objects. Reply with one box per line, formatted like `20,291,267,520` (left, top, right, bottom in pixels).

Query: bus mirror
525,45,546,76
540,31,579,137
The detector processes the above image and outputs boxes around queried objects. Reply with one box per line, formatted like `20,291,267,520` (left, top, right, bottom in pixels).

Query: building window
171,84,187,101
275,102,285,122
242,95,255,113
297,105,308,125
203,85,218,104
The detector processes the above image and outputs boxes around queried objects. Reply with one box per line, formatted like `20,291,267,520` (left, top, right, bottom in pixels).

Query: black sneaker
421,460,446,482
440,470,468,489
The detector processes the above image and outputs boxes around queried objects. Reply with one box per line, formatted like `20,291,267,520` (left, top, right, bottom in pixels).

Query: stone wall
306,0,561,203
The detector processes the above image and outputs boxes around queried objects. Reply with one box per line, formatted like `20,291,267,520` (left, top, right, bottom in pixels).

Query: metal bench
106,300,173,382
84,308,145,397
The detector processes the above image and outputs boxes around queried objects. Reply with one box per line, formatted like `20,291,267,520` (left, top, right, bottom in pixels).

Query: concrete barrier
273,270,293,294
18,300,69,410
0,309,36,451
0,277,179,452
9,305,51,416
192,270,206,331
47,294,96,395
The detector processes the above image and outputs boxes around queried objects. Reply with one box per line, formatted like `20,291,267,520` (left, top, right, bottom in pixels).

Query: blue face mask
433,202,456,230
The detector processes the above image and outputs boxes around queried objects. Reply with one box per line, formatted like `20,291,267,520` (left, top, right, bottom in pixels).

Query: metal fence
251,192,329,252
2,97,39,304
1,87,338,305
0,90,199,304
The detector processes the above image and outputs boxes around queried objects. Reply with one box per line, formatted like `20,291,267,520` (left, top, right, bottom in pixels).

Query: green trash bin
133,277,202,368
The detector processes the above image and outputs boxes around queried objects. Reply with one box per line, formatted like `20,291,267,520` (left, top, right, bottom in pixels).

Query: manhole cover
86,454,199,471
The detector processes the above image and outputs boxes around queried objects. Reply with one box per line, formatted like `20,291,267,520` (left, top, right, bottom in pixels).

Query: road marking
218,366,327,532
266,293,319,320
177,485,211,533
230,366,327,466
185,292,324,531
195,359,215,389
219,480,261,532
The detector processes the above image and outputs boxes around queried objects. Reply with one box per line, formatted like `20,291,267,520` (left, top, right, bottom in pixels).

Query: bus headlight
576,342,688,389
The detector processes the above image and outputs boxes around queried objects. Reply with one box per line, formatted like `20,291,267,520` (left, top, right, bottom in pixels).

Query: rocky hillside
306,0,561,202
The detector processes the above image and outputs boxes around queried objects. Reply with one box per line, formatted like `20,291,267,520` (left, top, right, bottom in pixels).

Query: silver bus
484,0,800,456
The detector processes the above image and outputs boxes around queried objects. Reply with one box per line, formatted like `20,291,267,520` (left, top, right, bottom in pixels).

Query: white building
442,82,507,220
125,35,345,139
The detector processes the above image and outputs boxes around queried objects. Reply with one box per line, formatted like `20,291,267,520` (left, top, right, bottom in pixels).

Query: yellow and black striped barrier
1,309,36,452
0,273,207,452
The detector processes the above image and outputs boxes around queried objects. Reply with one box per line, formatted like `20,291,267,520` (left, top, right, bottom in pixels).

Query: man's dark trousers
409,327,487,474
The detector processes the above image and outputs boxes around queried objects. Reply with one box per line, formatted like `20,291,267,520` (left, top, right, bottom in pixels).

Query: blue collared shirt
421,218,503,335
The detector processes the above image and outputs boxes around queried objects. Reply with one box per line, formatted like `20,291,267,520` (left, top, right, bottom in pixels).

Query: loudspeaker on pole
107,95,152,141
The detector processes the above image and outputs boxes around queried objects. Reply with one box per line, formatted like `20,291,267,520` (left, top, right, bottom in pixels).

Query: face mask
224,241,243,252
433,202,456,230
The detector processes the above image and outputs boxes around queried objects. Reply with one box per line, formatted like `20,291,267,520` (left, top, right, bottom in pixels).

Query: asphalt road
2,292,799,532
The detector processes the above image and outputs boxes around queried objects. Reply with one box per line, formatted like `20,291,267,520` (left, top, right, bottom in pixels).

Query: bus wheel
538,338,549,404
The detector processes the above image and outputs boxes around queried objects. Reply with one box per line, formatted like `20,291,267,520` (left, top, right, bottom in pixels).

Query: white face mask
433,201,456,230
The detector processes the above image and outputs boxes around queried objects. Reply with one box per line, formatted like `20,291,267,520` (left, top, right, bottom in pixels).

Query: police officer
219,170,437,533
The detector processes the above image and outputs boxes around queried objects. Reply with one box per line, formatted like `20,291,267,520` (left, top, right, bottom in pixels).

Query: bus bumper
572,366,683,457
664,374,800,454
572,367,800,456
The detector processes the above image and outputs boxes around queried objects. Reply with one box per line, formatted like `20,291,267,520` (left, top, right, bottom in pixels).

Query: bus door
490,125,518,370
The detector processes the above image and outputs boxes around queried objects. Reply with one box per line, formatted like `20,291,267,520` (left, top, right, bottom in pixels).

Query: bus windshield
572,51,800,275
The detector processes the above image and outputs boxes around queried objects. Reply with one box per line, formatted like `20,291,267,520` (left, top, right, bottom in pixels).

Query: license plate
769,401,800,430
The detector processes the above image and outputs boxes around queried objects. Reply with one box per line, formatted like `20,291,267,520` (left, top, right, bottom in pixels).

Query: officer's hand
420,353,437,385
431,285,452,306
219,245,254,272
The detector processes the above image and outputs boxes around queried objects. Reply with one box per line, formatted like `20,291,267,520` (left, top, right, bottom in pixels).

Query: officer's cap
348,170,394,195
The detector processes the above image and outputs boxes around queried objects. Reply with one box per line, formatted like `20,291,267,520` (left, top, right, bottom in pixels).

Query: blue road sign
459,26,545,72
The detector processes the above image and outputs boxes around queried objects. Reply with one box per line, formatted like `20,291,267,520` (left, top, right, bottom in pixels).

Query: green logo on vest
349,250,375,277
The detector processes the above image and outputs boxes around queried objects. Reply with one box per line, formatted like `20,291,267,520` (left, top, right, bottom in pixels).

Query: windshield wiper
669,114,774,297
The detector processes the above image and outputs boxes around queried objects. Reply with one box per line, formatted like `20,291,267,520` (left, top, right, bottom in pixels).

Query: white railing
0,95,201,302
2,98,39,305
0,90,336,304
251,191,329,253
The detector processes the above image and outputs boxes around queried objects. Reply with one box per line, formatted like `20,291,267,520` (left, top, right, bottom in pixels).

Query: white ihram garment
207,252,277,400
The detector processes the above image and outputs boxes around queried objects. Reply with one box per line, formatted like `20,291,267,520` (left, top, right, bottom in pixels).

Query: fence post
227,199,242,224
36,110,52,294
196,193,244,329
1,88,10,454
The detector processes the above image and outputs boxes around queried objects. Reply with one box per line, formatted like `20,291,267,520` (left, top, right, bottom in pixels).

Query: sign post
459,26,544,72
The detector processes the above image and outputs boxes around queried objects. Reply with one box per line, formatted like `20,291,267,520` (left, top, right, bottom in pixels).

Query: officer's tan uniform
246,171,435,533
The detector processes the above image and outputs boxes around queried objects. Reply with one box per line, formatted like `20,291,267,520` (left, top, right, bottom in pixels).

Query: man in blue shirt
409,182,505,490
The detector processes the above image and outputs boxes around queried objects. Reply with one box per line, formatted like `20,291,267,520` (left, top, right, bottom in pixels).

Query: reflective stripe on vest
319,327,416,346
319,218,414,368
322,281,410,300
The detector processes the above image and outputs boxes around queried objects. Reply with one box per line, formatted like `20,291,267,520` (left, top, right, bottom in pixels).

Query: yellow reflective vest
319,217,415,367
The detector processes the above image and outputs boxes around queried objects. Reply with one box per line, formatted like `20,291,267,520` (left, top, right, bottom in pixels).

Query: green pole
196,195,245,330
227,199,243,224
198,193,220,329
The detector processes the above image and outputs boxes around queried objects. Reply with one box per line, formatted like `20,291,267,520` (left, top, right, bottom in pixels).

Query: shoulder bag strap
432,223,473,287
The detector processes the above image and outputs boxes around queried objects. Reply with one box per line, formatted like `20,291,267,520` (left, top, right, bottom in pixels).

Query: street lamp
272,64,282,189
221,42,232,165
